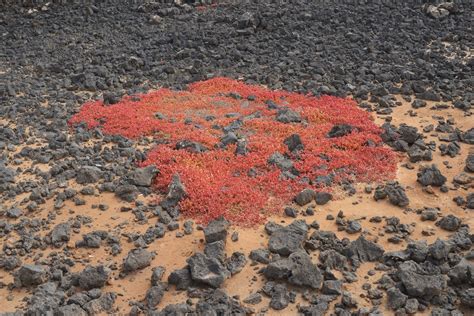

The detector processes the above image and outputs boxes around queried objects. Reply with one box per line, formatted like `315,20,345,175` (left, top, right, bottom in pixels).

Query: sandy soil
0,98,472,315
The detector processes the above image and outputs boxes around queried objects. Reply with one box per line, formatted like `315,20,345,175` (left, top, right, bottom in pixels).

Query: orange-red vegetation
69,78,397,225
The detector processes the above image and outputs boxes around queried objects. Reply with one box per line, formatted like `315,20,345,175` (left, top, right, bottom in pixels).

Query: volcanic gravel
1,1,473,315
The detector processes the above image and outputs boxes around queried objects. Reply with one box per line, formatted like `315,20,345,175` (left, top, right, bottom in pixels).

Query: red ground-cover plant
69,78,397,225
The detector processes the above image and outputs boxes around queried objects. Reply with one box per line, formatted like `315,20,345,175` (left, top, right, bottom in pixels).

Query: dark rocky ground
0,1,473,315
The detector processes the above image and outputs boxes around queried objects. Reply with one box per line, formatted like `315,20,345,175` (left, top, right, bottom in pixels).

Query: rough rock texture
187,252,230,288
122,249,153,273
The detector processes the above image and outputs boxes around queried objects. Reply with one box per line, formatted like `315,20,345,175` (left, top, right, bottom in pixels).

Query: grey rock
15,264,49,287
398,124,420,145
346,221,362,234
158,303,193,315
122,248,153,273
203,216,230,244
268,152,294,172
436,215,461,232
76,166,102,184
294,188,316,206
83,292,116,314
0,255,22,271
145,283,166,308
24,282,64,315
461,128,474,144
459,287,474,308
276,108,301,123
50,222,71,247
57,304,88,316
397,261,446,298
384,182,410,207
151,266,166,286
249,248,271,264
269,283,290,310
417,165,447,187
78,265,110,290
243,293,262,305
115,184,139,202
287,251,323,289
411,99,426,109
187,252,230,288
284,134,304,152
265,221,284,235
343,235,384,262
265,251,323,289
226,252,247,275
128,165,158,187
175,140,208,153
465,153,474,173
6,207,22,218
161,173,186,208
429,239,450,261
76,230,107,248
420,208,439,221
319,249,349,271
204,240,226,262
315,192,333,205
406,241,429,263
168,268,193,290
387,287,407,310
448,259,474,285
467,193,474,209
284,206,298,218
268,220,308,256
404,298,419,314
327,124,354,138
264,257,293,280
321,280,343,295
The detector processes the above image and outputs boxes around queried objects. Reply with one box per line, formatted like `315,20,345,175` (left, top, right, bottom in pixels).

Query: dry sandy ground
0,97,472,315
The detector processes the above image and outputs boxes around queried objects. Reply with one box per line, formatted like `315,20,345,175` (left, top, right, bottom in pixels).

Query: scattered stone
145,283,166,308
417,165,447,187
276,108,301,123
315,192,332,205
14,265,49,287
78,265,110,290
187,252,230,288
203,217,230,244
249,248,271,264
387,287,407,310
50,222,71,247
127,165,158,187
268,220,308,256
122,249,153,273
397,260,446,298
343,236,385,263
168,268,193,290
115,184,139,202
76,166,102,184
294,188,316,206
327,124,354,138
436,214,461,231
243,293,262,305
226,252,247,275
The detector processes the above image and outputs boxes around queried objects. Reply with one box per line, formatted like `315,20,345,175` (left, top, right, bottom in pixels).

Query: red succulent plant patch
69,78,397,225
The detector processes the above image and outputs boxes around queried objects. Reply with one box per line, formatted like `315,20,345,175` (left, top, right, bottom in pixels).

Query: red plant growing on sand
69,78,397,225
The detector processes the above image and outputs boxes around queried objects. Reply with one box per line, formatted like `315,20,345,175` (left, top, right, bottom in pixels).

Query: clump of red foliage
69,78,397,226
